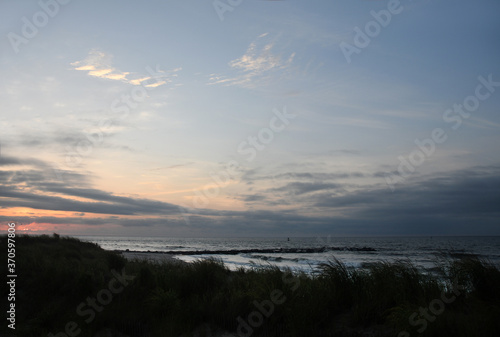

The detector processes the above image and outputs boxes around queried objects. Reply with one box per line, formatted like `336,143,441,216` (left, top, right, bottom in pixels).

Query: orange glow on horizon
1,207,122,219
0,206,182,235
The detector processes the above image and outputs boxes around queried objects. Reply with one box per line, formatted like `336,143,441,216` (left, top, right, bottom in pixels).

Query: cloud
209,34,295,88
241,194,267,202
269,182,343,196
241,168,366,184
128,76,150,85
237,165,500,235
1,155,499,236
149,162,195,171
0,159,180,216
71,49,130,82
312,166,500,220
71,49,179,88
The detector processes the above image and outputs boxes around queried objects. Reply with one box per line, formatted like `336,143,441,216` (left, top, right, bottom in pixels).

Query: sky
0,0,499,237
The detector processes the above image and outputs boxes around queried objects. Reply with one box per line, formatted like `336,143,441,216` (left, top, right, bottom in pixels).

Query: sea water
76,236,500,273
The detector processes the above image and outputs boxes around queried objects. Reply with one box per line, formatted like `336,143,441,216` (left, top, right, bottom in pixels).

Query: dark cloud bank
1,155,499,236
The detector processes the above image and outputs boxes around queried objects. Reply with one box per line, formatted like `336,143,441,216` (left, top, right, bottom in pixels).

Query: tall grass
1,234,499,336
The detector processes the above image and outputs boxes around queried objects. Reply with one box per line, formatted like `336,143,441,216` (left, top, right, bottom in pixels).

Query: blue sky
1,0,499,236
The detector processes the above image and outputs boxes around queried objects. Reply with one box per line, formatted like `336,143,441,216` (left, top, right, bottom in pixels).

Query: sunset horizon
2,0,499,238
2,1,500,336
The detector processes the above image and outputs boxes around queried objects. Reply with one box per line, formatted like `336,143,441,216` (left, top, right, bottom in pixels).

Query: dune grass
1,234,499,336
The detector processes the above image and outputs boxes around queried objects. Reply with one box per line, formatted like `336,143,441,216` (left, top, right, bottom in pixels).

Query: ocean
76,236,500,273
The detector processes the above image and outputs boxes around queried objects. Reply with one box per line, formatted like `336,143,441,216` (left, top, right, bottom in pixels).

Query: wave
248,254,304,263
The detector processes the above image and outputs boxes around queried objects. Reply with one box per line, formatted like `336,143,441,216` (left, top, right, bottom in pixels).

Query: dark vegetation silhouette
1,234,499,336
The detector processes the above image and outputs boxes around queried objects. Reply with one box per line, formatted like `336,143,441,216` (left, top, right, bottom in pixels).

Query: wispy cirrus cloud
71,49,181,87
209,33,295,88
71,49,129,81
